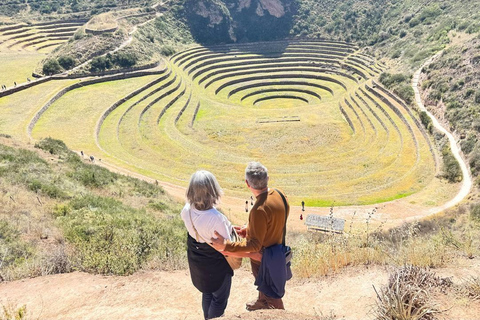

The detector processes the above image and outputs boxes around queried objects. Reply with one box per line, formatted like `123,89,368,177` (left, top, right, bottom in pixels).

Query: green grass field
0,39,442,206
0,52,46,86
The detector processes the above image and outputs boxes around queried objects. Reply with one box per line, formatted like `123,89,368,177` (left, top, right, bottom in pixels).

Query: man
211,161,290,310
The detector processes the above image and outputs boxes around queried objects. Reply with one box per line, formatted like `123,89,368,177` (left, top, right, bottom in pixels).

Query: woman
180,170,235,320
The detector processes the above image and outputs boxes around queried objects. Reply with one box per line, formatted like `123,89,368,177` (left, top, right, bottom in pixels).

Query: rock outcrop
184,0,298,44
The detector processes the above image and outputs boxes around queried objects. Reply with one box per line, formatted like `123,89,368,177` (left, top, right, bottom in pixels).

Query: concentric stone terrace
31,40,437,205
0,20,86,52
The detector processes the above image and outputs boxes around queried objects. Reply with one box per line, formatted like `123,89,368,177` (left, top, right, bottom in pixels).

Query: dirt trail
412,52,472,216
2,261,479,320
0,266,390,320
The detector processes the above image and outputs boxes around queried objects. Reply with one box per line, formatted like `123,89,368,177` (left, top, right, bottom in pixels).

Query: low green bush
160,45,176,56
34,137,70,156
43,59,62,75
419,111,433,133
58,55,76,70
58,195,186,275
470,203,480,221
442,145,462,182
67,164,118,188
28,179,68,199
0,221,34,278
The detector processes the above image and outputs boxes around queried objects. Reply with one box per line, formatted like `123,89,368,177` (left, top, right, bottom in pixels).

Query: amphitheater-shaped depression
31,40,437,205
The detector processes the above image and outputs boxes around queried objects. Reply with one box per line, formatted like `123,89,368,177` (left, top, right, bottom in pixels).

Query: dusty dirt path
0,266,393,320
412,52,472,216
2,261,479,320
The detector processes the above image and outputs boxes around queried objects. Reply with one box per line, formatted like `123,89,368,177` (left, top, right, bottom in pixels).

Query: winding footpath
412,52,472,216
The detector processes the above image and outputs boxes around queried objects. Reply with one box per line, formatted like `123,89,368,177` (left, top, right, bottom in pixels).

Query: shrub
394,84,414,105
43,59,62,75
57,55,76,70
475,91,480,104
160,45,176,56
0,221,34,278
58,195,187,275
129,178,164,197
442,146,462,182
28,179,68,199
114,52,137,68
465,88,475,99
379,73,409,87
90,56,111,72
34,137,69,156
469,148,480,175
391,50,401,59
447,100,463,109
419,111,432,133
148,200,169,211
428,90,442,102
470,204,480,221
0,144,48,177
66,163,118,188
460,134,476,154
374,265,448,320
409,17,421,27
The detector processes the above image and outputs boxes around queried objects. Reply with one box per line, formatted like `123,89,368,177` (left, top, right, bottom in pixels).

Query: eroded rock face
185,0,298,44
185,0,235,43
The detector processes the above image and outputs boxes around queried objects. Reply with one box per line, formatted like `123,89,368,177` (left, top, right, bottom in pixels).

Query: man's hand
210,231,226,251
234,225,247,238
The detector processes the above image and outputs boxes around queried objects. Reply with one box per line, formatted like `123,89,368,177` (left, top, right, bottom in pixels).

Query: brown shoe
246,293,268,311
264,296,285,310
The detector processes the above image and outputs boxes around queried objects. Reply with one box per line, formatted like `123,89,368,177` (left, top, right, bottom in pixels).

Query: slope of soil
1,260,480,320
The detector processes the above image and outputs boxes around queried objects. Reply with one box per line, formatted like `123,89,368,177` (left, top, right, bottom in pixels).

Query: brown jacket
225,188,289,253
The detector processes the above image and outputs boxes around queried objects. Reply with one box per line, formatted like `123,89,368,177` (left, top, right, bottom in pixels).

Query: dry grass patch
85,13,118,32
0,303,28,320
373,265,451,320
456,276,480,300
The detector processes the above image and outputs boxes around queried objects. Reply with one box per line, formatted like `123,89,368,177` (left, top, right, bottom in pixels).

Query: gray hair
186,170,223,210
245,161,269,190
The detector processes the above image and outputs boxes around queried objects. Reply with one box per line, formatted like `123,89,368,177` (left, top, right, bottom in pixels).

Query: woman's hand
234,225,247,238
248,252,262,262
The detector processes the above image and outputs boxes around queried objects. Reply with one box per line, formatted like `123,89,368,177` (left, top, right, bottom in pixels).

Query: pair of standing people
180,162,290,319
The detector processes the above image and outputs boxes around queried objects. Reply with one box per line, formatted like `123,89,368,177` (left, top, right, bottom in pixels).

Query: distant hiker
301,201,305,212
300,214,303,221
250,195,254,206
80,150,84,157
212,161,291,311
155,180,158,186
245,200,249,212
180,171,257,320
89,155,94,162
13,82,16,87
27,78,31,82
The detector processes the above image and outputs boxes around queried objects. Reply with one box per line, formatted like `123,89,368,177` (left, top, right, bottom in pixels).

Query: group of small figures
0,84,11,90
1,79,31,91
244,198,306,220
80,151,101,163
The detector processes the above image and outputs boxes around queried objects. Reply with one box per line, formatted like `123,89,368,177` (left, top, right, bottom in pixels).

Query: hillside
1,135,480,319
2,0,480,319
